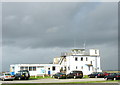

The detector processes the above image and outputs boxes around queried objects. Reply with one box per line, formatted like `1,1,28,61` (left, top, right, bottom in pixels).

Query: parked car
103,72,110,76
104,73,120,80
66,71,83,79
0,73,15,81
14,70,30,80
52,72,66,79
88,72,104,78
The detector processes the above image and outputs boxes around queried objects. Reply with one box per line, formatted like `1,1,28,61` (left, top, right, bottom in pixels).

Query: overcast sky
1,2,118,72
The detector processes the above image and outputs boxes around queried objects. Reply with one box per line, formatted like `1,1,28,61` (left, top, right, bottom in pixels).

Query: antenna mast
83,41,86,49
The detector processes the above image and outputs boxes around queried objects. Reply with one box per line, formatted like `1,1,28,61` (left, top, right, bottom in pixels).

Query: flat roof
10,64,61,66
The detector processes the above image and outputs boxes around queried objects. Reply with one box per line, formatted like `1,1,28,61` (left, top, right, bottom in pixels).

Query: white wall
90,49,100,56
10,64,61,76
64,55,101,75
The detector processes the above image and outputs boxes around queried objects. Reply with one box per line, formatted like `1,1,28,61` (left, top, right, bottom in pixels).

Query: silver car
0,73,15,81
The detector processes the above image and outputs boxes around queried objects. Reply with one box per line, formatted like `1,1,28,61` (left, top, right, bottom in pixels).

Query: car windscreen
18,71,29,74
60,73,65,74
22,72,28,74
73,71,82,73
16,71,21,74
98,73,103,74
116,73,120,75
92,72,97,74
5,74,11,76
110,73,116,75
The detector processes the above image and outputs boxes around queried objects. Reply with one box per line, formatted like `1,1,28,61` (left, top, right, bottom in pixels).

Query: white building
10,48,102,76
10,64,61,76
53,49,102,75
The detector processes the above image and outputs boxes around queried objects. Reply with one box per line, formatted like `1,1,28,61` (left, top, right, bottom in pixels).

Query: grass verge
2,80,120,85
29,76,53,79
29,75,89,79
61,80,120,84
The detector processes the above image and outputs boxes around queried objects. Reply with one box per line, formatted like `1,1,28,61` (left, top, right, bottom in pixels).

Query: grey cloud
2,2,118,71
3,2,117,48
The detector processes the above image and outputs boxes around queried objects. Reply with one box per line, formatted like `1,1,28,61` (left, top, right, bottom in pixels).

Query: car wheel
95,76,97,78
18,77,21,80
24,77,27,80
113,78,116,80
2,79,5,81
80,77,82,79
74,76,76,79
26,77,29,80
104,78,107,80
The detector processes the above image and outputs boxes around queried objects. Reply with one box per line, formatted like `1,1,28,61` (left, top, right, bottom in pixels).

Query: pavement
0,78,113,84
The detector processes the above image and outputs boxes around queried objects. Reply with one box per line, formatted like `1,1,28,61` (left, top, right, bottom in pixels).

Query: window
95,50,97,54
33,67,36,71
12,67,14,70
68,66,70,70
91,61,92,64
29,67,32,71
60,67,63,72
86,57,88,61
81,57,83,61
20,67,24,70
64,67,66,71
88,66,90,71
37,66,44,68
52,66,56,71
75,57,78,61
76,66,77,69
81,66,83,69
12,67,15,71
25,67,28,70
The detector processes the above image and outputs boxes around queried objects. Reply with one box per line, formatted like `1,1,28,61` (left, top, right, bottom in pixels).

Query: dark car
66,71,83,79
104,73,120,80
14,70,30,80
52,72,66,79
88,72,104,78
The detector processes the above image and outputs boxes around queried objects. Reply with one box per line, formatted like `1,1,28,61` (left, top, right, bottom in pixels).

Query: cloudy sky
1,2,118,72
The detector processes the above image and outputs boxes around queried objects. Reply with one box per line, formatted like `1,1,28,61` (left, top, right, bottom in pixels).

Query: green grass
2,80,120,85
29,75,89,79
29,76,53,79
83,75,89,78
61,80,120,84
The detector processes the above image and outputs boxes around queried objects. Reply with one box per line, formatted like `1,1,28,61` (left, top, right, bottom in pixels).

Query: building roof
10,64,61,66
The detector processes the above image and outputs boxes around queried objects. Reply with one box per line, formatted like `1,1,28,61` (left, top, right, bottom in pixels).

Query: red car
67,71,83,79
103,72,110,76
